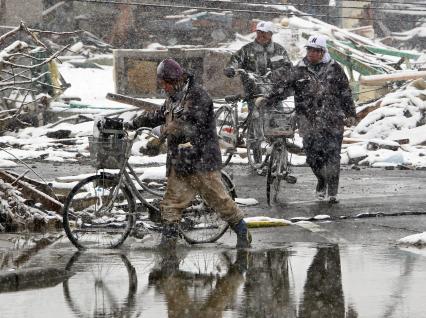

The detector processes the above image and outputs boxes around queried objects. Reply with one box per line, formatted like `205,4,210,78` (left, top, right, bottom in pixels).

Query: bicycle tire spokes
180,198,229,244
267,145,289,205
180,172,233,244
63,174,135,249
215,105,238,167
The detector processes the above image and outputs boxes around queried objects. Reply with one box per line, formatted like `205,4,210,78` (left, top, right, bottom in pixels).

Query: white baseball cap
256,21,275,33
305,34,328,50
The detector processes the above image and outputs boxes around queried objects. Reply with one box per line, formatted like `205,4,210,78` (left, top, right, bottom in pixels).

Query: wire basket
264,110,295,138
89,136,132,169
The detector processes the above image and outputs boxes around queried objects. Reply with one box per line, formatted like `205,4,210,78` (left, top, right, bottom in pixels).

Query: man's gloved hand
344,116,357,127
224,67,236,78
144,137,163,156
124,121,134,130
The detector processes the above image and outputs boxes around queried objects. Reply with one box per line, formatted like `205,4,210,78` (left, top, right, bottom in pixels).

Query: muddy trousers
303,130,343,197
160,168,244,225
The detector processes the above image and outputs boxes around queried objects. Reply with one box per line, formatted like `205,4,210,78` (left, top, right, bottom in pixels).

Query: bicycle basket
88,135,132,169
264,110,295,138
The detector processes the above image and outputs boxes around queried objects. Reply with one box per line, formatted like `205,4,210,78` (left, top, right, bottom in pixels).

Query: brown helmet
156,58,184,82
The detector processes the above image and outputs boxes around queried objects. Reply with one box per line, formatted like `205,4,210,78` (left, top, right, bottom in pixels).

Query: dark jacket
132,77,222,176
274,57,356,134
227,40,292,96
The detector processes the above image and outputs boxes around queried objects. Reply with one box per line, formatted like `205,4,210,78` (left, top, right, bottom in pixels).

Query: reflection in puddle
1,244,425,318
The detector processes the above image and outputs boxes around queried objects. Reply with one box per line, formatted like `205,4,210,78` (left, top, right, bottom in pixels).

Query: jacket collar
253,40,275,53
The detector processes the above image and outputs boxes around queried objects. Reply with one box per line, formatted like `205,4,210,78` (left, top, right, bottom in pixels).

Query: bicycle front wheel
215,106,237,167
62,173,136,249
180,171,234,244
267,145,288,205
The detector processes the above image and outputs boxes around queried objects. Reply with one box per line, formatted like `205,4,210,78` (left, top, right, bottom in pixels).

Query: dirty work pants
303,129,343,197
160,168,244,225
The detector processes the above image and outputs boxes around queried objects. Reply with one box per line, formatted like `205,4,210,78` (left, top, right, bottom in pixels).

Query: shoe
159,223,179,250
231,219,252,249
316,191,326,201
329,195,339,204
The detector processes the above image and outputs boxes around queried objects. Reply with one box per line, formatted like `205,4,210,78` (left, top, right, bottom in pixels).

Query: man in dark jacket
132,58,251,248
224,21,292,171
270,35,356,203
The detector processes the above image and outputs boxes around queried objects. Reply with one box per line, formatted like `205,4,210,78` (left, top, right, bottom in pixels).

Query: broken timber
106,93,161,111
0,170,63,213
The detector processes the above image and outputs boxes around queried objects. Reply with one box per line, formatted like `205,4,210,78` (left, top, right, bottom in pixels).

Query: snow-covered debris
0,179,61,232
342,79,426,168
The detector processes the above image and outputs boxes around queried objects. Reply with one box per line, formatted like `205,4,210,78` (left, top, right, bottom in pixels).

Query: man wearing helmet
269,34,356,203
224,21,292,173
131,58,252,249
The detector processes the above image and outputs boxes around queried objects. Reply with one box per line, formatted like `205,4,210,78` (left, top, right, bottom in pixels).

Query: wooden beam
106,92,161,111
0,170,63,214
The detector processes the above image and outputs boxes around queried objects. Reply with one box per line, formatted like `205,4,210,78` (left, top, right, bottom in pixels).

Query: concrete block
113,48,244,98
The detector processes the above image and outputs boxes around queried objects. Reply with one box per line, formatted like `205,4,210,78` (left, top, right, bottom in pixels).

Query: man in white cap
268,34,356,203
224,21,292,171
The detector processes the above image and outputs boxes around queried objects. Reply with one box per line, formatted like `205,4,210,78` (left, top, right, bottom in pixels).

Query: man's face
158,79,175,94
256,30,272,45
306,47,325,65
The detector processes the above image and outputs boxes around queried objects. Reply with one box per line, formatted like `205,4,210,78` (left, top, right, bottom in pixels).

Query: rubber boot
313,166,326,200
231,219,252,249
326,163,340,203
159,223,179,250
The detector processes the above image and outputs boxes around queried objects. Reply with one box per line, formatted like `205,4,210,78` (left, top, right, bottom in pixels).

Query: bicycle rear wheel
246,112,268,170
180,171,234,244
215,106,237,167
267,145,288,205
62,173,135,249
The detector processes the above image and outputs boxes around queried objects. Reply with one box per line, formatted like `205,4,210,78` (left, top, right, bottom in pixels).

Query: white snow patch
235,198,259,206
398,232,426,247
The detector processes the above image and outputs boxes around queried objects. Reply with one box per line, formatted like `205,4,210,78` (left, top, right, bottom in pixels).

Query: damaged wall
114,48,244,98
0,0,43,25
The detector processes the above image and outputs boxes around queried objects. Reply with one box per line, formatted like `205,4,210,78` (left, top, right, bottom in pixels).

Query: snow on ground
398,232,426,247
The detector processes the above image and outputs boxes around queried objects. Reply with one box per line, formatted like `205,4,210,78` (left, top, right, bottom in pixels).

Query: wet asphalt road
1,162,426,317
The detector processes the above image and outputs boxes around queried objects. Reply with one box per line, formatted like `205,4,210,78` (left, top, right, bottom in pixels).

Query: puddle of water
0,243,425,318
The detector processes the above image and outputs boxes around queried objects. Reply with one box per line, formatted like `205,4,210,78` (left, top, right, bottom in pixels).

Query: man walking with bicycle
269,34,356,203
131,58,252,249
224,21,292,174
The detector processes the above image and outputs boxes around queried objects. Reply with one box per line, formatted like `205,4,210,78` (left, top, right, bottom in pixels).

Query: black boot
159,223,179,250
231,219,252,249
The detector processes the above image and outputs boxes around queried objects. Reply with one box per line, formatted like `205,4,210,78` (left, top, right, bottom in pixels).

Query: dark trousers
303,129,343,197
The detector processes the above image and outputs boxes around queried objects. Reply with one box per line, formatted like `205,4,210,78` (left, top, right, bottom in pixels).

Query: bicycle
215,93,269,169
62,118,236,250
215,69,284,169
264,108,297,206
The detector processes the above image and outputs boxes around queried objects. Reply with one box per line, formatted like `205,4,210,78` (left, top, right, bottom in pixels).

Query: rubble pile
0,22,72,133
0,179,61,232
341,78,426,168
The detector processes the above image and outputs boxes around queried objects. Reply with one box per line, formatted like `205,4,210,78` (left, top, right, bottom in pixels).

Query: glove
144,137,163,156
124,121,134,130
224,67,236,78
344,116,357,127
